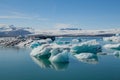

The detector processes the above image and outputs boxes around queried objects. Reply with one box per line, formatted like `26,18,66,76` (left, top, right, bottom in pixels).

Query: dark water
0,37,120,80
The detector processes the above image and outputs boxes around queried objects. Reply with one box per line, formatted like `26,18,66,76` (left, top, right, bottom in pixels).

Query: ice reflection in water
74,53,98,64
31,56,69,71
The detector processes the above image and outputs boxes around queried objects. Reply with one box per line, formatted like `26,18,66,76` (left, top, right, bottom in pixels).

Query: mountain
0,24,34,37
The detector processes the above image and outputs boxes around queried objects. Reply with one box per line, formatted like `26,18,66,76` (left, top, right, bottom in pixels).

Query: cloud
0,15,49,21
54,23,81,29
0,15,30,19
55,23,72,29
0,11,49,21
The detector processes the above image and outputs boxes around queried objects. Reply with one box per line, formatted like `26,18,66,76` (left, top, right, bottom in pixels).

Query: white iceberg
72,38,81,44
37,38,53,44
30,44,52,58
30,43,70,58
71,40,101,54
49,48,69,63
103,36,120,43
115,33,120,36
103,43,120,50
74,53,98,64
30,41,41,49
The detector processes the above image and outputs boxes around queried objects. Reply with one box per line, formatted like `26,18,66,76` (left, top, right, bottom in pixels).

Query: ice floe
71,40,102,54
103,36,120,43
49,49,69,62
30,44,52,58
72,38,81,44
103,43,120,50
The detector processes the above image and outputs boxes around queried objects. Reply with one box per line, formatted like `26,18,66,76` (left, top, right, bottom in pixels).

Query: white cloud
55,23,72,29
54,23,80,29
0,15,49,21
0,11,49,21
0,16,31,19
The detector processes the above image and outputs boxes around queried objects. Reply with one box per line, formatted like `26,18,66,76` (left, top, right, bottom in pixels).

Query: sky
0,0,120,30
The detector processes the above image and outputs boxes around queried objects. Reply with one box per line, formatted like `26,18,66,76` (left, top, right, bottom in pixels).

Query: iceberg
71,40,102,54
74,53,98,64
37,38,53,44
30,44,52,58
30,43,70,58
29,38,53,49
116,33,120,36
45,38,53,43
49,48,69,63
103,36,120,43
30,41,41,49
72,38,81,44
103,43,120,50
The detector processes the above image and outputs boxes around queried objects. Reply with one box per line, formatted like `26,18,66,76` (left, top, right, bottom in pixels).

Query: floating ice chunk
49,48,69,63
46,38,53,43
116,33,120,36
36,38,53,44
30,41,41,49
103,43,120,50
30,43,70,58
72,38,81,44
103,36,120,42
30,44,52,58
51,43,71,50
74,53,98,64
71,40,101,54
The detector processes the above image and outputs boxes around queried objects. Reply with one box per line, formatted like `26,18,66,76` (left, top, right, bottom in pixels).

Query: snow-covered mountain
0,24,34,37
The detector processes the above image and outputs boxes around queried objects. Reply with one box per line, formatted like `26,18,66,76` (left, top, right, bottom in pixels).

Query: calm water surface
0,37,120,80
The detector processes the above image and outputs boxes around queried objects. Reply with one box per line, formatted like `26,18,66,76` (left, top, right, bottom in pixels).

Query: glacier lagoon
0,37,120,80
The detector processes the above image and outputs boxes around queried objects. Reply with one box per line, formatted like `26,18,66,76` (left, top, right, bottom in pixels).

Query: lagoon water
0,37,120,80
